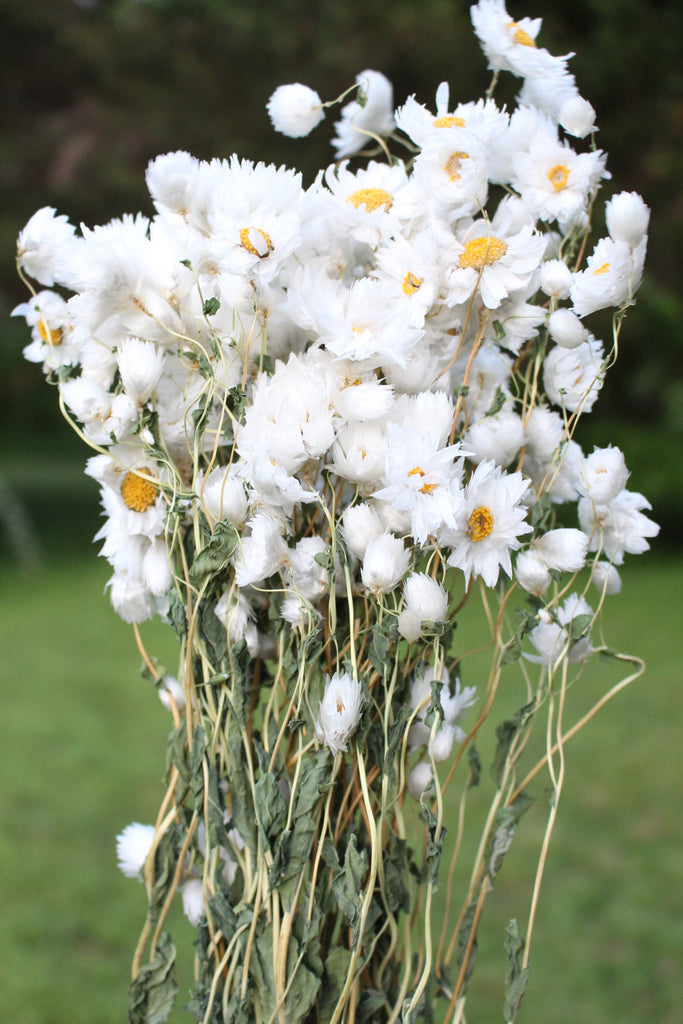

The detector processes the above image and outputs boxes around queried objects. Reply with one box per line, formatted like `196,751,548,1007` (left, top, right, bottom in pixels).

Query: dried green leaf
503,919,531,1022
318,947,353,1023
128,932,178,1024
255,771,288,845
486,791,534,880
491,701,536,789
569,613,593,642
189,521,238,588
420,800,446,887
485,385,506,417
357,990,390,1021
331,833,368,946
454,900,478,991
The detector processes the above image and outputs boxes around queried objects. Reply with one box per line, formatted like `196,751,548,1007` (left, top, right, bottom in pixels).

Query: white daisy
441,460,532,588
315,672,364,755
332,70,395,158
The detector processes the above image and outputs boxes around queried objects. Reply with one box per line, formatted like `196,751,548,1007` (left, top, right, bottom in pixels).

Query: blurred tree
1,0,681,544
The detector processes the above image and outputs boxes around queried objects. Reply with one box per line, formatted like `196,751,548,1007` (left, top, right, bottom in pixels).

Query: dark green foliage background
1,0,681,556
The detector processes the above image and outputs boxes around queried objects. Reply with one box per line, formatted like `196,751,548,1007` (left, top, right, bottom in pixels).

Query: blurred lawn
0,550,681,1023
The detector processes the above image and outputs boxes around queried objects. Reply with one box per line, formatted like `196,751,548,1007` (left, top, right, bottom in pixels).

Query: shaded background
0,3,682,1023
1,0,682,562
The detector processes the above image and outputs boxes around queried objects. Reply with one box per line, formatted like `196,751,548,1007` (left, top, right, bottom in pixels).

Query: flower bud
267,84,325,138
548,308,588,349
559,95,597,138
605,191,650,248
539,259,573,300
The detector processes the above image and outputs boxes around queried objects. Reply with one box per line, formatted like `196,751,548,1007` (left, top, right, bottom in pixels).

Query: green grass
0,552,681,1023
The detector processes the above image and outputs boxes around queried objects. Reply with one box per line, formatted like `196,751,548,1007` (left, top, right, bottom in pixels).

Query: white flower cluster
15,0,658,752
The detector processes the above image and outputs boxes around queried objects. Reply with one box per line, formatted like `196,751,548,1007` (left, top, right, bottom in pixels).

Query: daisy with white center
16,206,80,288
514,550,552,596
397,573,449,642
407,761,434,798
116,822,156,880
452,343,514,425
517,67,584,129
181,879,206,926
521,404,565,482
244,455,317,519
361,533,411,595
446,213,545,310
481,292,547,356
285,536,329,604
330,420,389,488
267,83,325,138
576,446,629,505
339,503,385,561
408,665,477,756
516,526,589,596
578,489,659,565
543,333,604,413
547,307,588,349
315,672,364,755
605,191,650,249
441,460,532,588
463,405,525,468
108,569,158,624
236,353,335,474
60,375,138,447
233,512,289,588
307,275,424,368
69,214,180,342
590,561,622,596
196,465,249,526
157,674,186,714
214,587,259,655
526,593,595,668
539,258,573,300
570,234,646,316
116,336,166,406
146,150,201,221
332,69,395,159
558,95,597,139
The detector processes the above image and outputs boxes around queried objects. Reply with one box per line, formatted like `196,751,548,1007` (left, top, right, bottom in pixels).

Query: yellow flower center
121,470,158,513
408,466,437,494
239,226,273,258
347,188,393,212
458,236,508,270
467,506,494,542
402,271,423,295
547,164,570,192
433,115,466,128
508,21,536,47
445,151,470,181
38,319,62,346
593,262,611,275
336,697,345,713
